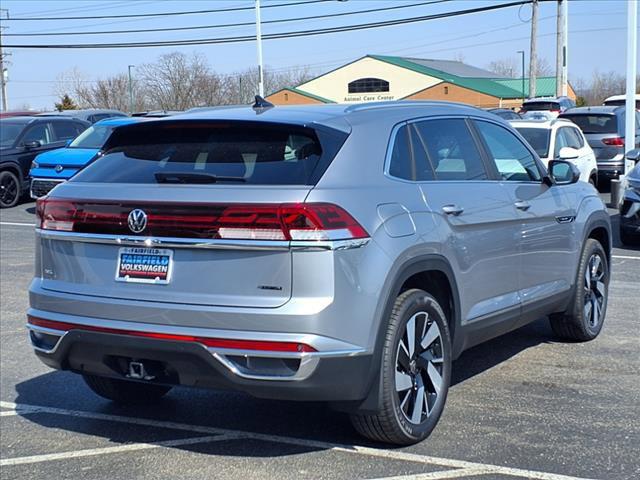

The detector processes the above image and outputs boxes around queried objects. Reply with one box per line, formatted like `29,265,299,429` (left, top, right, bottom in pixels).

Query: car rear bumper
27,310,373,402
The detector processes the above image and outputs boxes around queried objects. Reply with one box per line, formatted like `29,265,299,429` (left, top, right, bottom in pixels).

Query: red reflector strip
27,316,316,353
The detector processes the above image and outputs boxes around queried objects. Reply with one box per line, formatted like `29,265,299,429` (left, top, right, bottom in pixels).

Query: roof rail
344,99,478,114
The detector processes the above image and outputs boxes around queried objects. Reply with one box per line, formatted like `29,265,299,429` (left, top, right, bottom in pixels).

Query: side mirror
626,148,640,164
548,159,580,185
22,140,42,150
558,146,579,160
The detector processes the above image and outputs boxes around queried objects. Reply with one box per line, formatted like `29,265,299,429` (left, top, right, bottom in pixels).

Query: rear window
515,127,551,158
71,121,347,186
521,102,560,112
559,114,617,134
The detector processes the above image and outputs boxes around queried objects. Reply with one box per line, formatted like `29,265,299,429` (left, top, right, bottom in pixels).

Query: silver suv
28,101,611,445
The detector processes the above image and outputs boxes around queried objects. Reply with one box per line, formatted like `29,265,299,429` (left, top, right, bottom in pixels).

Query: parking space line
0,434,238,467
0,222,34,227
368,468,491,479
0,401,595,480
612,254,640,260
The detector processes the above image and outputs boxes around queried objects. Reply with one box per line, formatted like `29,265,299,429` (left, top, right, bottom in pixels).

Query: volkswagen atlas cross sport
28,100,612,445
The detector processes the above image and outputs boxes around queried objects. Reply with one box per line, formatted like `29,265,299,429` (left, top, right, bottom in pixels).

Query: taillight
602,137,624,146
27,316,316,352
36,198,369,241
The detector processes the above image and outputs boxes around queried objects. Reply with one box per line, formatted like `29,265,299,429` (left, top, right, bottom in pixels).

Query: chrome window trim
36,229,370,251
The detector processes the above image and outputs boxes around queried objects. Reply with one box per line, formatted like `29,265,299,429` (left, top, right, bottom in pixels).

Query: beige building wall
406,82,502,108
297,57,442,104
266,90,324,105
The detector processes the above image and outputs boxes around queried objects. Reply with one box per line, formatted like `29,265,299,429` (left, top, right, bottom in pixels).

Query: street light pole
518,50,525,107
624,0,637,176
127,65,134,114
255,0,265,98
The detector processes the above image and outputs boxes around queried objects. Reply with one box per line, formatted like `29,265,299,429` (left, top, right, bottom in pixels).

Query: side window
554,128,569,157
74,122,88,135
475,120,541,182
22,123,52,146
52,121,82,142
567,128,584,149
413,118,487,181
388,124,437,181
388,125,414,180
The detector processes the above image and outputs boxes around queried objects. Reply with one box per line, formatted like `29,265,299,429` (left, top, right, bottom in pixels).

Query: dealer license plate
116,247,173,284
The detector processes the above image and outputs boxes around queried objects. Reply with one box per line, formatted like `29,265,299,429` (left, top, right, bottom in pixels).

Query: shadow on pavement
12,318,557,453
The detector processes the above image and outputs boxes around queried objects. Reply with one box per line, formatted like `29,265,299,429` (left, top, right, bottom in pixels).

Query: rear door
37,120,347,308
473,119,576,308
408,117,523,324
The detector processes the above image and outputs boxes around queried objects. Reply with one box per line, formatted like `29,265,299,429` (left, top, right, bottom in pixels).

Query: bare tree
572,70,637,106
487,57,520,78
137,52,224,110
53,52,316,111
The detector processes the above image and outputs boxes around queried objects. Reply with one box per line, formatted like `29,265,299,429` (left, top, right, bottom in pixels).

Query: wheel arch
0,162,23,181
335,254,461,414
582,213,612,264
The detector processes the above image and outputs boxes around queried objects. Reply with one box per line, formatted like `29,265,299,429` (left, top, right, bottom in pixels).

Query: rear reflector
27,316,316,353
35,199,368,241
602,137,624,146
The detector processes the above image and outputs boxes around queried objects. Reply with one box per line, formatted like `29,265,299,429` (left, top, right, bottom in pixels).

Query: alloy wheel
0,174,19,208
583,253,606,329
395,311,444,424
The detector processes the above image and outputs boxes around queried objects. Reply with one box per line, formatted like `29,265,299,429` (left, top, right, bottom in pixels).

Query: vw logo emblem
55,165,64,173
127,209,148,234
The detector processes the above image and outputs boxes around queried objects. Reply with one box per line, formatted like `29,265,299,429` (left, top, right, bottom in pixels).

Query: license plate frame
115,247,173,285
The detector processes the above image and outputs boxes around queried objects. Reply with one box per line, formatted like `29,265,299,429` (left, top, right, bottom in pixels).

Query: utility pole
0,9,9,112
255,0,265,98
624,0,637,176
555,0,568,97
127,65,134,114
518,50,525,106
529,0,538,98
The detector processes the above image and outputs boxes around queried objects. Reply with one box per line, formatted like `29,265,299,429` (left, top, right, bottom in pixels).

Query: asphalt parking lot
1,197,638,480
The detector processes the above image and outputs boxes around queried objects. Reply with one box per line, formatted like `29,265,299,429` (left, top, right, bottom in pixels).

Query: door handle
442,204,464,216
514,201,531,211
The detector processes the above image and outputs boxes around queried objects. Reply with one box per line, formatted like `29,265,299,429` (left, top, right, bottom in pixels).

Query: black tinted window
476,121,541,182
388,124,436,181
72,122,343,186
389,125,413,180
521,102,560,112
52,121,82,141
413,119,487,181
559,114,617,134
515,127,550,158
22,123,52,145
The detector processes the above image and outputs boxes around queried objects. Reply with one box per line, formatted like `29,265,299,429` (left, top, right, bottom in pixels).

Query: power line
1,0,331,21
4,1,534,49
4,1,450,37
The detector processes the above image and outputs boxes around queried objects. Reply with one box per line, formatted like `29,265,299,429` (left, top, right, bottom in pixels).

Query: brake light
35,198,369,241
602,137,624,146
27,316,316,353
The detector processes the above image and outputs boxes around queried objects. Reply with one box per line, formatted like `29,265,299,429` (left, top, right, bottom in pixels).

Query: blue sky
0,0,635,110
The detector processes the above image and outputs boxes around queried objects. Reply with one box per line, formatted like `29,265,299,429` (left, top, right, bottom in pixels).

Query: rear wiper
154,172,246,184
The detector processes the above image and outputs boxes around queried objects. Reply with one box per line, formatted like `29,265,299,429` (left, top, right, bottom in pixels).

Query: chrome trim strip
212,353,320,381
36,229,370,251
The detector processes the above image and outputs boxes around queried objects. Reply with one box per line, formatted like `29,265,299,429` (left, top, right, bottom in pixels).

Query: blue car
30,117,142,198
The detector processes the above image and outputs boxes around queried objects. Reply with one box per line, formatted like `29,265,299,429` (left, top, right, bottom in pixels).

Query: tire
83,374,172,404
549,239,609,341
0,170,20,209
350,289,452,445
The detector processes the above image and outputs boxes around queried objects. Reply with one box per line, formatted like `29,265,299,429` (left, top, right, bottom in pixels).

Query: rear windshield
69,124,116,149
603,99,640,108
559,114,617,134
71,121,347,185
521,101,560,112
514,127,551,158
